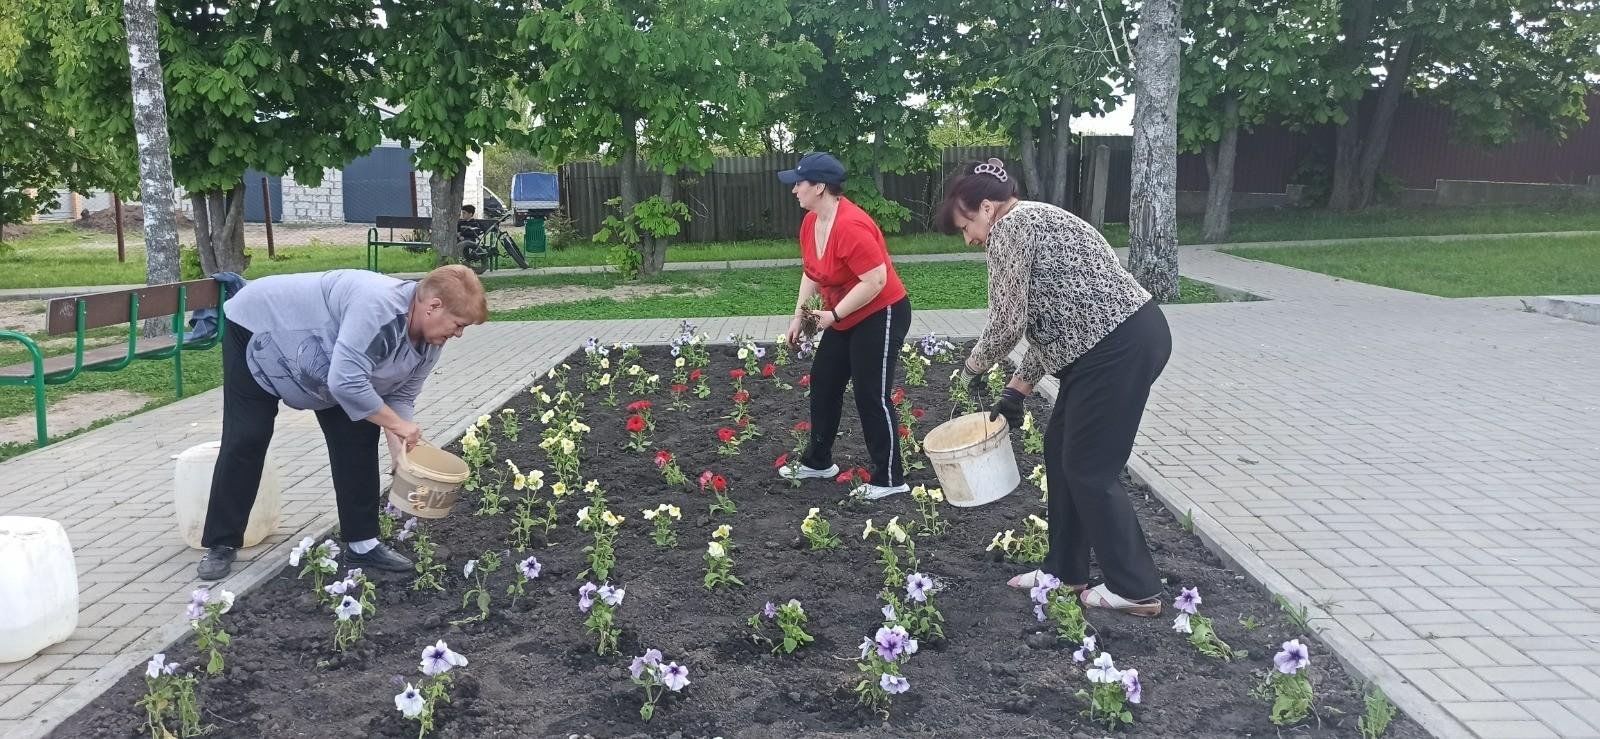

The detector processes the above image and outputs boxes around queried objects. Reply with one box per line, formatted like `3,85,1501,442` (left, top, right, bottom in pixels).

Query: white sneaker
778,463,839,481
853,483,911,500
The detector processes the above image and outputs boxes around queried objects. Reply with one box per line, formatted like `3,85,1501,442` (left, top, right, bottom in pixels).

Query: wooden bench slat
45,279,221,335
0,337,180,379
374,215,433,230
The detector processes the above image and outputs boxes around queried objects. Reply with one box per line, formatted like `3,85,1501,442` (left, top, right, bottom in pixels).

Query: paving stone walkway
2,247,1598,737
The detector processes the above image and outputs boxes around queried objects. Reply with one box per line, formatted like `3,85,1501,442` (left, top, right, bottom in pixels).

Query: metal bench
0,278,227,448
366,215,435,271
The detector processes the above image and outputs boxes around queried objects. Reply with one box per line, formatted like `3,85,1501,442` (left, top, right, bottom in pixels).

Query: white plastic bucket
389,442,470,519
173,441,281,550
922,412,1020,507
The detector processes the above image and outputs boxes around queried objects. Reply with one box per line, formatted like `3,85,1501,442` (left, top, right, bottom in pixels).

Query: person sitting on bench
196,266,488,580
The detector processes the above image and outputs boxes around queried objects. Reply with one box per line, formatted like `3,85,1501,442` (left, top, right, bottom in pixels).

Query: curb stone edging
15,338,584,739
1022,356,1469,739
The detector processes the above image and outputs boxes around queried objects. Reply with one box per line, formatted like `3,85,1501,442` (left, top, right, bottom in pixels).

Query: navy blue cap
777,152,846,186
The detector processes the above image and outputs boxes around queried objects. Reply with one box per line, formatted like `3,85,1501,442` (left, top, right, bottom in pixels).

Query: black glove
989,387,1026,429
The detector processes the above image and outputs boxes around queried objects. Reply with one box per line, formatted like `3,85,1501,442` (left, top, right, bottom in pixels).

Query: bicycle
457,210,529,273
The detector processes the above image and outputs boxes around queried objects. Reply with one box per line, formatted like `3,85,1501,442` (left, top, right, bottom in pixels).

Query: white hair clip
973,159,1008,183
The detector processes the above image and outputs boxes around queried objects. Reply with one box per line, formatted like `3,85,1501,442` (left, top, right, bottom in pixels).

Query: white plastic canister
173,441,281,549
0,517,79,662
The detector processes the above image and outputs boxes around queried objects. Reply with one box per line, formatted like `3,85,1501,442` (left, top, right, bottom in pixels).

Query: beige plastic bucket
389,442,470,519
922,412,1020,507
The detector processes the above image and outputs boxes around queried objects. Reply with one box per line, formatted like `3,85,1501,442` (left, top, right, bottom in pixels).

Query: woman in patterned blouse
937,158,1171,617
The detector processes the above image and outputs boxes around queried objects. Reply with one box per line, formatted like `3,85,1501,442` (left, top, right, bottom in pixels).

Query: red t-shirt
800,198,907,331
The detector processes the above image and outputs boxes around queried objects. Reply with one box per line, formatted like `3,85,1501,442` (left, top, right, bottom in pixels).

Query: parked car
511,172,559,226
481,188,507,219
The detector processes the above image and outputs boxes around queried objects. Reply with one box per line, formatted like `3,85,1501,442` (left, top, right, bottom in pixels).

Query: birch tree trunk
1047,95,1073,208
121,0,180,335
1201,95,1239,243
1126,0,1181,301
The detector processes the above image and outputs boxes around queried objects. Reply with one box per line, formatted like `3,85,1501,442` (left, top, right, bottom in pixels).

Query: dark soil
55,343,1427,739
74,204,195,235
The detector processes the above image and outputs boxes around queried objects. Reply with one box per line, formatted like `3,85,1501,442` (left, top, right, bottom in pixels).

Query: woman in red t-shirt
776,152,913,500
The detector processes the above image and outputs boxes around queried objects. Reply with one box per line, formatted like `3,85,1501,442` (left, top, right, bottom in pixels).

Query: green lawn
7,202,1600,290
1224,233,1600,297
489,262,1222,321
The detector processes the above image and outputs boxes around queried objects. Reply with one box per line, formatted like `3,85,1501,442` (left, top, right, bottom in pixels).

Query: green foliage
594,196,691,280
1359,684,1398,739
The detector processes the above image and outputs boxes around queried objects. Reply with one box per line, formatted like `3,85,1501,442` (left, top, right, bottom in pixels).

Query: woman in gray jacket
939,159,1170,617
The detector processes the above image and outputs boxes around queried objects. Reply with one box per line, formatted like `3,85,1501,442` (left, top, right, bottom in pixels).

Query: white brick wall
281,167,343,224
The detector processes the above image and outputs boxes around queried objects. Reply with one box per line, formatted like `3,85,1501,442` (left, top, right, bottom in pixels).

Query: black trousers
801,296,912,487
201,321,384,548
1042,300,1170,600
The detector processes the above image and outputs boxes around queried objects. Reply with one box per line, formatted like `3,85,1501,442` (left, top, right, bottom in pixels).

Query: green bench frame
0,278,227,448
366,215,500,272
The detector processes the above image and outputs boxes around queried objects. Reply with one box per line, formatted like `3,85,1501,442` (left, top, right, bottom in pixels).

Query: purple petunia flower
1030,573,1062,606
185,588,210,620
882,603,896,622
763,601,777,620
874,627,907,661
859,636,873,659
335,595,362,621
323,540,341,559
1174,587,1201,615
145,653,168,678
879,673,910,694
599,584,625,606
1121,668,1142,704
1034,604,1047,622
396,518,417,542
1274,639,1310,675
1073,635,1097,664
326,579,353,597
1172,613,1193,634
661,662,690,691
395,683,424,718
755,346,766,359
519,556,542,580
1086,652,1121,684
905,573,933,603
578,582,598,613
420,640,467,676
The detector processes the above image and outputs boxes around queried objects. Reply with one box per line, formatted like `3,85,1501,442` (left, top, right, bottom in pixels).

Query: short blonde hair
418,265,489,323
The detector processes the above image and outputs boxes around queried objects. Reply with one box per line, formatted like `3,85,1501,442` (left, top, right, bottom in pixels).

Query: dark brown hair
801,181,844,196
935,159,1019,234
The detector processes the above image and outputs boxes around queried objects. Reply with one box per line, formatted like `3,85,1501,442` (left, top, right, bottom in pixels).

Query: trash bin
523,217,547,254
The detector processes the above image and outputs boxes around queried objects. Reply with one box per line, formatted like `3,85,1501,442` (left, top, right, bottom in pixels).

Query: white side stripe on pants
878,304,897,485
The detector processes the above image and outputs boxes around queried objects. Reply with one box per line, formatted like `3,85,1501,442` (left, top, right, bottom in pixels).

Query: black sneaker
345,542,414,573
197,546,237,581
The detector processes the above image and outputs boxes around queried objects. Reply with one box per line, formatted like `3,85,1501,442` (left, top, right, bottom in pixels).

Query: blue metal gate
242,169,282,223
342,147,416,223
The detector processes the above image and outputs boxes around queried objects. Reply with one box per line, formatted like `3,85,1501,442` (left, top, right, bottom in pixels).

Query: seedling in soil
761,361,791,390
854,624,917,717
986,363,1008,399
731,334,764,376
396,640,468,738
329,570,375,651
289,537,341,604
704,524,745,590
1359,684,1398,739
185,587,235,675
948,368,979,415
1027,464,1048,503
701,472,736,516
507,555,542,607
910,485,949,537
716,426,741,456
1256,639,1315,726
799,507,841,550
507,465,547,551
499,408,519,442
690,368,711,399
626,365,659,396
897,572,946,641
1275,594,1313,631
624,414,651,452
453,551,502,625
1171,588,1246,661
749,599,815,654
1180,508,1196,533
1029,574,1091,645
630,649,689,721
654,450,688,487
577,505,623,582
578,582,625,655
862,517,910,588
1077,652,1141,731
1239,614,1261,631
771,334,792,366
139,654,201,739
380,502,403,541
727,389,752,424
410,529,446,592
626,400,655,431
900,342,931,387
1020,411,1044,454
669,381,691,410
987,515,1049,564
642,503,682,547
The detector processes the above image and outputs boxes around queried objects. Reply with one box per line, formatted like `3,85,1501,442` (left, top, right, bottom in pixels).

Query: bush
543,209,579,251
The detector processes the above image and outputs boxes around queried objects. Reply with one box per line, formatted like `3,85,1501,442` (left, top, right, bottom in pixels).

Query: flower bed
56,330,1423,738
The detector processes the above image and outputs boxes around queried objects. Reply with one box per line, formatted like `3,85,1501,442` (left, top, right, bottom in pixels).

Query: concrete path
3,245,1600,737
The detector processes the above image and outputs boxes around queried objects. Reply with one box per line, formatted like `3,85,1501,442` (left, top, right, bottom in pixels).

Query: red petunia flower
711,475,728,493
794,421,812,433
737,418,749,428
854,466,870,481
733,390,750,404
835,471,852,484
911,407,925,419
698,470,714,489
762,363,776,378
628,400,653,412
774,453,789,468
672,383,689,394
717,427,736,443
654,450,673,468
898,424,911,438
891,387,906,405
689,369,702,382
729,369,747,380
626,415,647,433
798,374,811,387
